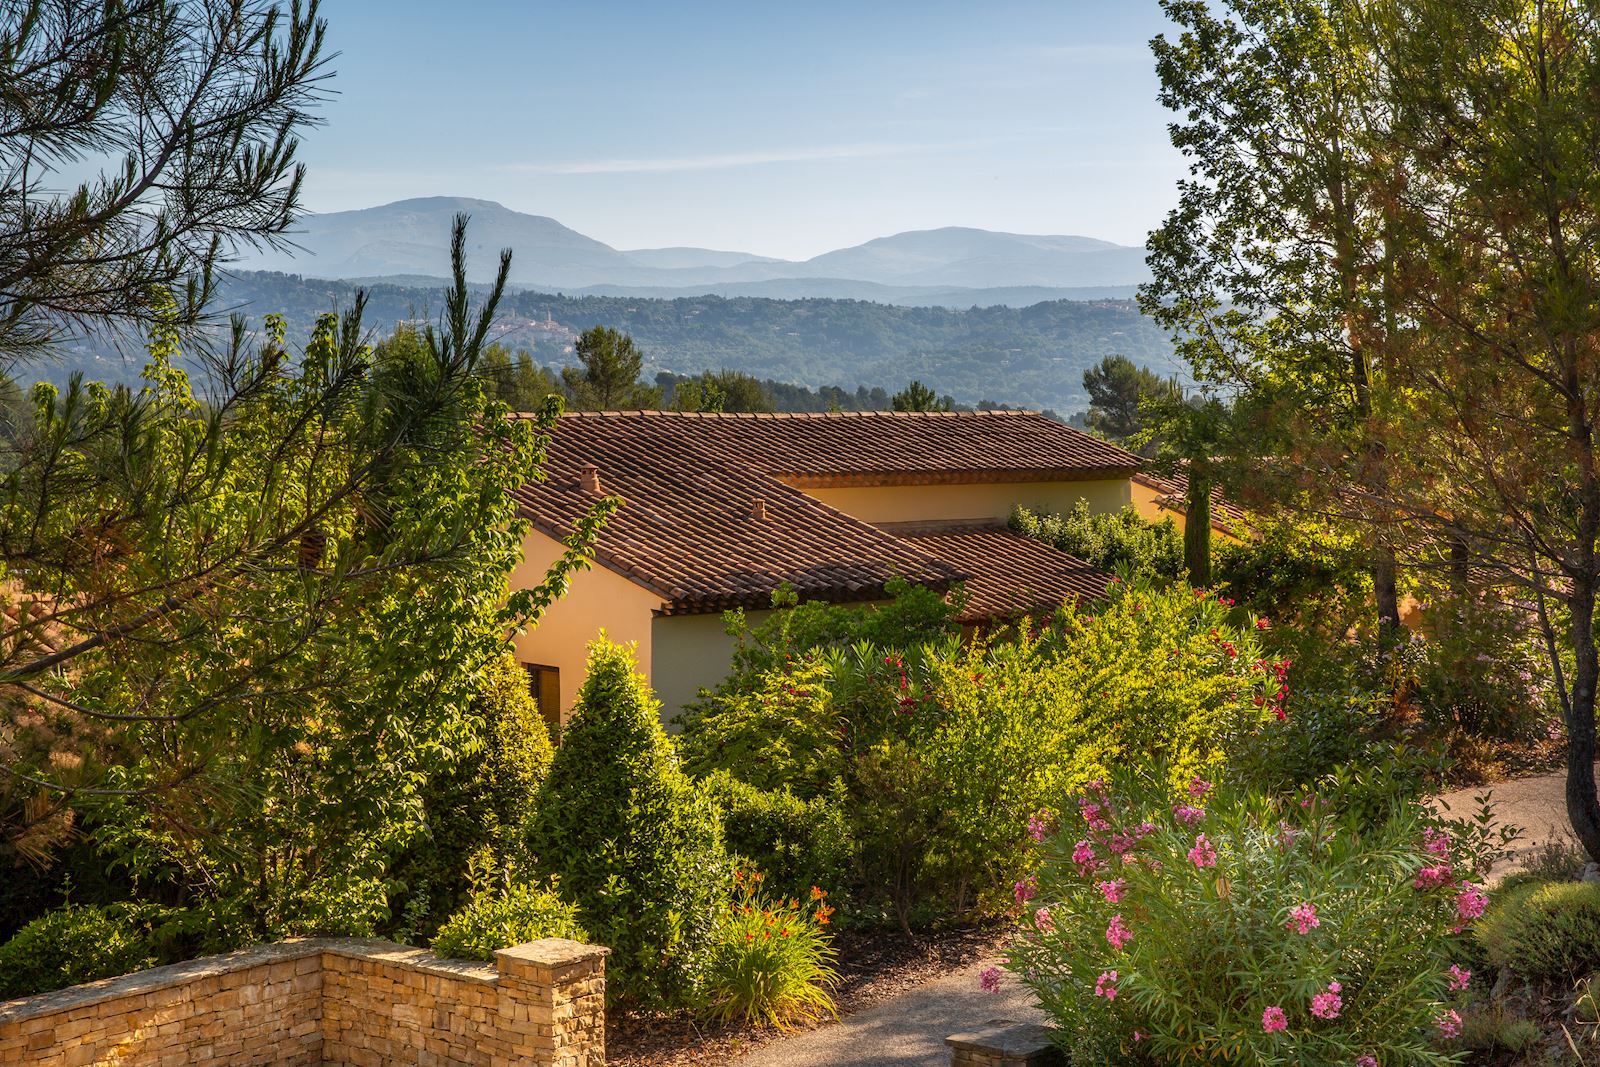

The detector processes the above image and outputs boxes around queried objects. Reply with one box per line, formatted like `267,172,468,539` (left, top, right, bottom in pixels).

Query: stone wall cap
321,938,497,982
946,1019,1061,1057
494,938,611,967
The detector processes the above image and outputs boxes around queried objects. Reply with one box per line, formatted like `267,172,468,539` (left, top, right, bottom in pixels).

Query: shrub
0,902,160,998
700,771,855,906
1004,771,1500,1065
1214,516,1371,639
696,871,839,1030
528,638,727,1009
1011,501,1182,579
1476,879,1600,981
430,883,587,963
387,649,555,942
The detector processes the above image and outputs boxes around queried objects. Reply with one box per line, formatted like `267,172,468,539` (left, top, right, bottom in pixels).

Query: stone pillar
946,1020,1064,1067
493,939,610,1067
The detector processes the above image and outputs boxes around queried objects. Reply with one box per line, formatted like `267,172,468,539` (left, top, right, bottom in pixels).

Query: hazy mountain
235,198,1153,300
567,279,1142,307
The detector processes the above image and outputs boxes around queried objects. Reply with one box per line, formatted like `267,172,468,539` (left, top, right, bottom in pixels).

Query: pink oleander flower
979,966,1002,993
1276,821,1299,851
1287,902,1320,935
1189,833,1217,868
1072,839,1098,875
1133,1030,1144,1042
1413,863,1453,890
1422,827,1452,858
1097,878,1126,904
1357,1057,1378,1067
1094,970,1118,1001
1187,775,1213,799
1447,964,1471,991
1436,1009,1462,1039
1027,810,1054,843
1106,913,1133,951
1173,803,1206,828
1136,820,1157,837
1033,906,1055,934
1310,982,1342,1020
1454,883,1487,931
1108,832,1137,856
1014,877,1037,904
1262,1005,1288,1033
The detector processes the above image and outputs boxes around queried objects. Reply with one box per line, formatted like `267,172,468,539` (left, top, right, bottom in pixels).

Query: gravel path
1436,764,1587,875
727,956,1042,1067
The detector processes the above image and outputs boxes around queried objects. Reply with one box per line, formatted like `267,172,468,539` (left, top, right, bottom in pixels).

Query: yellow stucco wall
1130,480,1246,544
509,528,664,725
650,608,774,731
798,478,1131,526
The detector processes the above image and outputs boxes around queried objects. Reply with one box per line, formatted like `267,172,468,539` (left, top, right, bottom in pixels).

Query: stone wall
0,936,608,1067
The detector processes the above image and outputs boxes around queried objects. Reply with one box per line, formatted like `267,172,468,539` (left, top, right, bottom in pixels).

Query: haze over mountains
237,197,1152,306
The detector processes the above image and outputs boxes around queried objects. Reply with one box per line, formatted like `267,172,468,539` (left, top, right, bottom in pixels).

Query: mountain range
236,197,1152,306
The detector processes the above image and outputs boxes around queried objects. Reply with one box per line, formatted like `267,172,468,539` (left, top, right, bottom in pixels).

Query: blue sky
306,1,1186,258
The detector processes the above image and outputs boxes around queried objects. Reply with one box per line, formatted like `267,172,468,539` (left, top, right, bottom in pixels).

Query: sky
304,1,1189,260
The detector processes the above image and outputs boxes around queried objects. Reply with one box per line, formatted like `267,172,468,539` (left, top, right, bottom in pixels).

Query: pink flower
1033,906,1055,934
1079,798,1111,832
979,966,1002,993
1188,834,1218,868
1436,1009,1461,1039
1447,964,1471,991
1133,1030,1145,1042
1310,982,1342,1020
1187,775,1213,800
1136,820,1157,838
1108,832,1137,857
1072,839,1099,876
1106,913,1133,951
1094,970,1118,1000
1287,902,1320,935
1262,1005,1288,1033
1454,883,1487,931
1422,827,1452,858
1173,804,1206,828
1027,810,1054,843
1357,1057,1378,1067
1097,878,1126,904
1276,821,1299,851
1413,863,1453,890
1014,878,1037,904
1255,616,1270,629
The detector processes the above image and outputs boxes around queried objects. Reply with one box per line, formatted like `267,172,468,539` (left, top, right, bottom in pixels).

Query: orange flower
810,886,827,900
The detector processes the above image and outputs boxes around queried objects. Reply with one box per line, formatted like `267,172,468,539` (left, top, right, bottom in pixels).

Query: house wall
510,528,664,725
649,609,774,731
799,478,1131,526
1130,480,1246,545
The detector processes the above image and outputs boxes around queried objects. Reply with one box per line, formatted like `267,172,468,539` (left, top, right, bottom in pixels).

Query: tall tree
561,326,659,409
1360,0,1600,858
891,380,953,413
0,0,331,365
1081,354,1180,447
1143,0,1407,640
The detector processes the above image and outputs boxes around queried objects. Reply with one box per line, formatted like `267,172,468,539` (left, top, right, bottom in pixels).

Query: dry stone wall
0,936,608,1066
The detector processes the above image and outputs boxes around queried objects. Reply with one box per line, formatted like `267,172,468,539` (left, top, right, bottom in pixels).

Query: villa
509,409,1143,727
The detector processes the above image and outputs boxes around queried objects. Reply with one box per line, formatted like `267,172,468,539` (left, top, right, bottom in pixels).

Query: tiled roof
553,410,1141,486
514,411,1127,617
513,416,965,615
903,524,1115,623
1133,469,1252,534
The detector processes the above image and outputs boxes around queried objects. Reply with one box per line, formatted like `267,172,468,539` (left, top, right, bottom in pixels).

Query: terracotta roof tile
1133,469,1252,534
903,524,1115,622
515,411,1131,616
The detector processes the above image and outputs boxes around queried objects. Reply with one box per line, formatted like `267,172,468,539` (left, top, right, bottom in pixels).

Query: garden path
727,955,1043,1067
1435,765,1590,876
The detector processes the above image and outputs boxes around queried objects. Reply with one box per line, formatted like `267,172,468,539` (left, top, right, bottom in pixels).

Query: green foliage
430,883,587,963
0,902,164,998
1215,517,1373,642
1011,501,1183,579
1081,354,1179,446
1476,880,1600,982
561,326,661,409
1008,772,1500,1065
529,638,728,1009
386,650,555,942
663,369,775,413
477,341,564,411
700,771,855,906
684,579,1279,928
696,873,839,1030
891,380,953,412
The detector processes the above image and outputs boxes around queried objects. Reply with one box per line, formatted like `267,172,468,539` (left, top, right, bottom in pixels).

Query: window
521,662,561,737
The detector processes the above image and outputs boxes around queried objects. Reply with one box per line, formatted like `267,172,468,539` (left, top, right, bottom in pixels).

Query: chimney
579,464,602,494
751,497,768,521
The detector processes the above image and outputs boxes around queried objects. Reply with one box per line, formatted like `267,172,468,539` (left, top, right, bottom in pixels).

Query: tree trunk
1185,472,1212,588
1566,585,1600,862
1371,544,1403,644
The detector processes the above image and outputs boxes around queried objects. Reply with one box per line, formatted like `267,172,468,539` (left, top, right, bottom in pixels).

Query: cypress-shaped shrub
528,637,727,1008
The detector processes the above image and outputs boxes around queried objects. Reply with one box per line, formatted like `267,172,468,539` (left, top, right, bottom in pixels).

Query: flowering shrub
1004,772,1505,1065
695,871,840,1030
